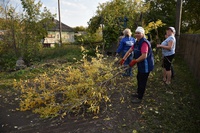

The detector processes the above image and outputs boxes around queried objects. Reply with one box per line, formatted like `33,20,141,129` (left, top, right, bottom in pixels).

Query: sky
7,0,110,28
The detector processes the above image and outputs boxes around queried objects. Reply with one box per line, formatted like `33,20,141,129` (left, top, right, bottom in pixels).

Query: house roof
49,19,74,32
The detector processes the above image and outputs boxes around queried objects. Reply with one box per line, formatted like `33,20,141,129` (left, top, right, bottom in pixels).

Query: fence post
175,0,183,52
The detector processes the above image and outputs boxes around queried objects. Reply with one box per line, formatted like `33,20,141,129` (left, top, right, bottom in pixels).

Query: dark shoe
131,98,142,103
129,74,133,77
131,93,138,97
122,73,129,77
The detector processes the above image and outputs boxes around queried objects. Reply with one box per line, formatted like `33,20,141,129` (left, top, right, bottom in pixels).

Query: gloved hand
119,59,125,65
129,60,137,67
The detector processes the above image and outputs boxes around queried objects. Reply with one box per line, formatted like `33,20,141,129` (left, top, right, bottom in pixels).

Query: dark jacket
134,38,154,73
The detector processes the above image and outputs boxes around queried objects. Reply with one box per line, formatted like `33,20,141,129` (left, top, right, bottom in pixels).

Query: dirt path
0,77,142,133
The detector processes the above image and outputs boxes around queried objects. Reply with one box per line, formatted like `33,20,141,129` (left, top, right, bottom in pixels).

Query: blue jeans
122,51,133,76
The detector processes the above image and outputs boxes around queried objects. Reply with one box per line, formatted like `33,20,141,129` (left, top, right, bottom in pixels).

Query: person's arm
157,40,173,50
122,47,133,60
119,46,133,65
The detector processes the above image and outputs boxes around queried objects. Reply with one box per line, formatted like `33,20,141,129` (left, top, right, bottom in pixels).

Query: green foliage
182,0,200,33
75,28,102,45
0,0,55,70
73,26,87,32
144,0,176,41
145,0,200,34
88,0,149,48
0,50,17,70
74,28,103,56
145,0,176,25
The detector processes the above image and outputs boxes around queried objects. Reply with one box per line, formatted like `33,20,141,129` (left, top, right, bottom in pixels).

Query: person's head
123,28,132,37
166,27,175,36
135,26,145,40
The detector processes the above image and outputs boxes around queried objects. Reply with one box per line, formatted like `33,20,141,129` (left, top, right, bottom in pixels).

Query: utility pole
175,0,183,50
100,16,105,54
58,0,62,46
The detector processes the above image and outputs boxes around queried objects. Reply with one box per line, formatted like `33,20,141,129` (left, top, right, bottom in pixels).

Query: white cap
135,26,145,34
168,27,176,33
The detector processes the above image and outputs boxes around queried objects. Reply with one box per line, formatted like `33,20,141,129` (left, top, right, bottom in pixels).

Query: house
43,20,75,47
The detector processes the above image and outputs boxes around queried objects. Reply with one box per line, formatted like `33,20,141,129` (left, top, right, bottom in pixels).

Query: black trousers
137,72,150,99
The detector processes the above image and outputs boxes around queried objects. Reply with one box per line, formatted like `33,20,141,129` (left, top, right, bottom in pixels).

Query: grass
40,44,82,62
0,44,82,89
136,55,200,133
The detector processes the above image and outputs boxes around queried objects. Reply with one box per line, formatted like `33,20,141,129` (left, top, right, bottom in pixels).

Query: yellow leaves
104,117,111,121
13,47,119,118
33,105,61,118
92,116,99,119
61,112,66,119
120,96,125,103
145,19,166,33
88,103,100,114
132,130,138,133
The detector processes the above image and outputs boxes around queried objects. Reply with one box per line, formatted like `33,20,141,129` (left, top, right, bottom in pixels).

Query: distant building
43,20,74,47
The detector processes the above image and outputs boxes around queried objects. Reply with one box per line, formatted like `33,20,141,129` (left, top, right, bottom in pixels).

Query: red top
131,42,149,53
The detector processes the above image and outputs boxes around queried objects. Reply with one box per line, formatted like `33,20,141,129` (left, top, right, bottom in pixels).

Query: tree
20,0,55,62
145,0,200,34
0,0,55,70
88,0,149,48
143,0,177,41
181,0,200,33
73,26,86,32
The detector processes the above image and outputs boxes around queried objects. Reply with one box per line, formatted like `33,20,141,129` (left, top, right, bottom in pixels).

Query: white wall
44,31,75,44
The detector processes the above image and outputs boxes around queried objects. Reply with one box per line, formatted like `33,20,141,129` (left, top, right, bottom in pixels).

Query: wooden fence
178,34,200,85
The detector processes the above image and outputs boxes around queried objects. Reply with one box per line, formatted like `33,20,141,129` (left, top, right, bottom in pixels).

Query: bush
0,50,17,71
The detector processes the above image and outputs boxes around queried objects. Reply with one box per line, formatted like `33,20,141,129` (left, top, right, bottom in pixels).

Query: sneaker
131,98,142,103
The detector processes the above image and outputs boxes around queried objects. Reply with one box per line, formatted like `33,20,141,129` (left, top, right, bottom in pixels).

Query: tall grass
39,44,82,62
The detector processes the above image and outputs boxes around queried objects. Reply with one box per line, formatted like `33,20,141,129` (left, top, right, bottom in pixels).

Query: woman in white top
157,27,176,85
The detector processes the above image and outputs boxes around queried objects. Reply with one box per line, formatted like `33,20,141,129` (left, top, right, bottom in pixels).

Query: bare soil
0,77,142,133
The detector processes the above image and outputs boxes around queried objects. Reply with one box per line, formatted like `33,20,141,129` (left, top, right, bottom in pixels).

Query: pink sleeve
141,42,149,53
131,45,134,50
